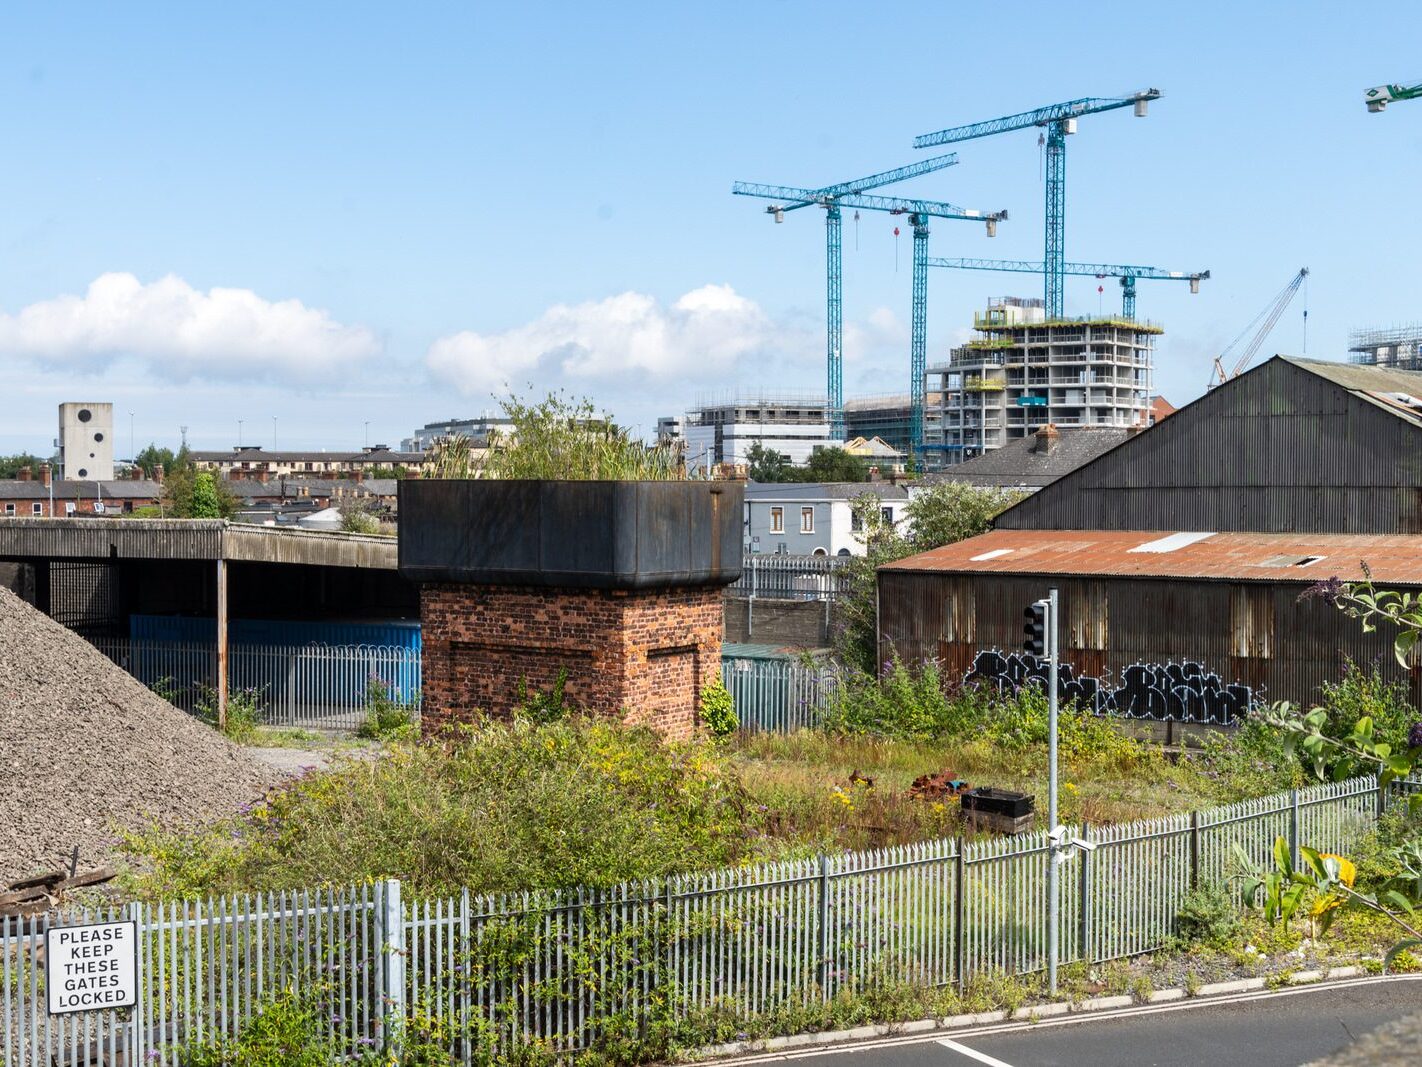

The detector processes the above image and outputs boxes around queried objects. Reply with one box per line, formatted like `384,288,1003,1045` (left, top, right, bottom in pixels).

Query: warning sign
45,920,137,1014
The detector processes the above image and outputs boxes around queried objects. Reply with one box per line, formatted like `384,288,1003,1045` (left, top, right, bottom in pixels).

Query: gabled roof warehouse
876,357,1422,712
994,356,1422,533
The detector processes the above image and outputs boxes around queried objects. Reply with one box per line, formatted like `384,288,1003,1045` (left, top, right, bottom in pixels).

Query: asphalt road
709,977,1422,1067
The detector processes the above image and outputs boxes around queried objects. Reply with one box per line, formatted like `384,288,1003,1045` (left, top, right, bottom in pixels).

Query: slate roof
744,481,910,501
0,480,163,500
922,427,1135,488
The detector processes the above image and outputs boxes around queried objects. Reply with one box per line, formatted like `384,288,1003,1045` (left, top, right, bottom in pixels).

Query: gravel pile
0,586,279,883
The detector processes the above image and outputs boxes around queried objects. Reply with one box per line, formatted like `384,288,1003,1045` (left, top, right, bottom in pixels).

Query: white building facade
681,397,840,475
744,483,909,557
57,402,114,481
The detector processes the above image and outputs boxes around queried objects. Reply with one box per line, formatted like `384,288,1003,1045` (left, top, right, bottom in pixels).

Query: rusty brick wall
420,583,723,738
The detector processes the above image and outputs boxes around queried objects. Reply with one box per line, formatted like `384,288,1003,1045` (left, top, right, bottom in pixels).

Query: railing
728,553,849,600
2,777,1397,1064
722,656,835,733
90,638,421,731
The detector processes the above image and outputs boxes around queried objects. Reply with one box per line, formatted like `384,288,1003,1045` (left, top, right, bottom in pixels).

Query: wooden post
216,557,229,731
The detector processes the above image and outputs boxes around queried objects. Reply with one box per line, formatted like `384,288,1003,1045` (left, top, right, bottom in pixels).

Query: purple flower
1298,576,1345,605
1409,721,1422,751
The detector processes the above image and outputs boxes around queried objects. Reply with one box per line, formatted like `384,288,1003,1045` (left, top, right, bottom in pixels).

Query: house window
3,504,13,515
770,506,784,533
881,507,894,525
31,503,42,515
851,510,863,532
800,506,814,533
64,502,76,515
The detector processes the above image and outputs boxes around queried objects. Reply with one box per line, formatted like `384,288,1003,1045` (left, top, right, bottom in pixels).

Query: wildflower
1409,721,1422,751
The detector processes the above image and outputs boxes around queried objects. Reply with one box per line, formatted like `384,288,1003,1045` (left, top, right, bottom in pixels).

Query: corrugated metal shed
994,356,1422,533
882,529,1422,585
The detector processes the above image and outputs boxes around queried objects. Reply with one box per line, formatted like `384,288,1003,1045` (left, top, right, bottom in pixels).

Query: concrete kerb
687,966,1373,1062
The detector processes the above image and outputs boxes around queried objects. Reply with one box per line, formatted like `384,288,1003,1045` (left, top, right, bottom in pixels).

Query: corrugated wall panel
880,572,1422,710
997,360,1422,533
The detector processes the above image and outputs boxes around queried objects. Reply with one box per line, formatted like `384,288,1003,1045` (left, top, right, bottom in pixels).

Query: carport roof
880,528,1422,585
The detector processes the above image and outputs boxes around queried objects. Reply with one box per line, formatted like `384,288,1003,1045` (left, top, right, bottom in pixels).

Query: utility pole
1046,586,1060,993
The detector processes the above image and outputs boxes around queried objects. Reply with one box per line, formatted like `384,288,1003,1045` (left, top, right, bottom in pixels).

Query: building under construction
924,297,1159,464
1350,325,1422,371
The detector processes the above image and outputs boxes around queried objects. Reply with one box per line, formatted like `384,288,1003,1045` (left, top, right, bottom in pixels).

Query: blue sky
2,1,1419,456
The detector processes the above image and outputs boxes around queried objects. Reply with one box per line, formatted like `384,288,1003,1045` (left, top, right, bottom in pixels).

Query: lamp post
272,416,277,450
238,419,244,447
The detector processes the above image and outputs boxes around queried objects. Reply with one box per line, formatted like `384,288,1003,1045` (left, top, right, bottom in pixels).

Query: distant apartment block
924,297,1158,464
58,402,114,481
401,416,515,453
680,395,840,475
191,445,429,479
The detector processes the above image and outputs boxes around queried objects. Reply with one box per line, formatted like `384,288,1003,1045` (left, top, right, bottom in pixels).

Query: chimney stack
17,465,31,482
867,465,882,483
39,463,52,488
1033,424,1060,455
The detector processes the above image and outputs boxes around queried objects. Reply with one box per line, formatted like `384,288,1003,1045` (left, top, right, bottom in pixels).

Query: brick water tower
398,479,743,738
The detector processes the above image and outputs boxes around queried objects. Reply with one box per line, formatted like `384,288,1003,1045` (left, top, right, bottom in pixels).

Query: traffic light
1023,602,1047,656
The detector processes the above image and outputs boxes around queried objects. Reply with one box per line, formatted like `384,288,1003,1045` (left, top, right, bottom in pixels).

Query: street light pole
272,416,277,450
238,419,244,447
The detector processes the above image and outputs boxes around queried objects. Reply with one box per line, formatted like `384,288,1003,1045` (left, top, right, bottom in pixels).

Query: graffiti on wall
963,649,1256,724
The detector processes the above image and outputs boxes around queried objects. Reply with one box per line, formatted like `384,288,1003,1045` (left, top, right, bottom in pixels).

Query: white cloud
0,272,381,381
426,284,789,395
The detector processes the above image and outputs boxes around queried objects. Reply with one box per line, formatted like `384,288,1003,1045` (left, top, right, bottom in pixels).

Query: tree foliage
801,446,869,483
835,482,1027,672
133,443,180,479
0,453,47,479
745,442,791,483
163,466,237,519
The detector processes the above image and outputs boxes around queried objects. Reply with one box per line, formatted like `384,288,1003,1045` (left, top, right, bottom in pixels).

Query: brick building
0,465,162,517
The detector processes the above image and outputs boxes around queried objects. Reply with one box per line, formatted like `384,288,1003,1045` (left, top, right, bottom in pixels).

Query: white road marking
938,1037,1016,1067
702,974,1422,1064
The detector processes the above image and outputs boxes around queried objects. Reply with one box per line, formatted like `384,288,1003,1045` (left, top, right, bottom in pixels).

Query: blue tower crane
733,182,1006,455
915,90,1161,320
928,257,1208,320
731,152,962,440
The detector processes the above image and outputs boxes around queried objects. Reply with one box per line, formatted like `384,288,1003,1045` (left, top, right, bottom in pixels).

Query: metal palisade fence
728,553,848,600
91,639,422,732
2,776,1396,1065
721,656,835,733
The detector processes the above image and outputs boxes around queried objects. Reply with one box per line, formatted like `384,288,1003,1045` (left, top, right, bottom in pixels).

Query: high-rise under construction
923,297,1158,464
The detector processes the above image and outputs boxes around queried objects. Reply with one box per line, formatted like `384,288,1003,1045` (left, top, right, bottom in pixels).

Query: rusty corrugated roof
880,528,1422,584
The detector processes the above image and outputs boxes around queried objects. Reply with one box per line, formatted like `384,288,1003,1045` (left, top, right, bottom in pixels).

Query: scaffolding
1349,325,1422,370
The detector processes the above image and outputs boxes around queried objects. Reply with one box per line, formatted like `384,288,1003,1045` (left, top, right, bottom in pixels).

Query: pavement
705,976,1422,1067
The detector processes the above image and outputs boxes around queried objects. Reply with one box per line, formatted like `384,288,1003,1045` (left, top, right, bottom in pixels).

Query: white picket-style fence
2,776,1394,1065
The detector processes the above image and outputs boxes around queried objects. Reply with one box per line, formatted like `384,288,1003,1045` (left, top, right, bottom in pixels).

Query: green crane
1365,81,1422,112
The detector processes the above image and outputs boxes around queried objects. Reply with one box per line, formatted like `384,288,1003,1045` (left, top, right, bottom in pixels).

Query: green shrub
181,987,342,1067
1174,882,1241,948
122,717,757,899
355,678,419,742
515,668,571,724
699,680,739,736
821,661,1146,770
195,686,264,744
1319,658,1417,753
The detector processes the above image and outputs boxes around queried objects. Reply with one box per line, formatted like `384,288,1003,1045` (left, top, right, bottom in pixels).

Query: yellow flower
1309,853,1358,918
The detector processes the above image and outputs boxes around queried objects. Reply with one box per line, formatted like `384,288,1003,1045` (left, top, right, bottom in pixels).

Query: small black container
961,787,1035,819
398,479,744,590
